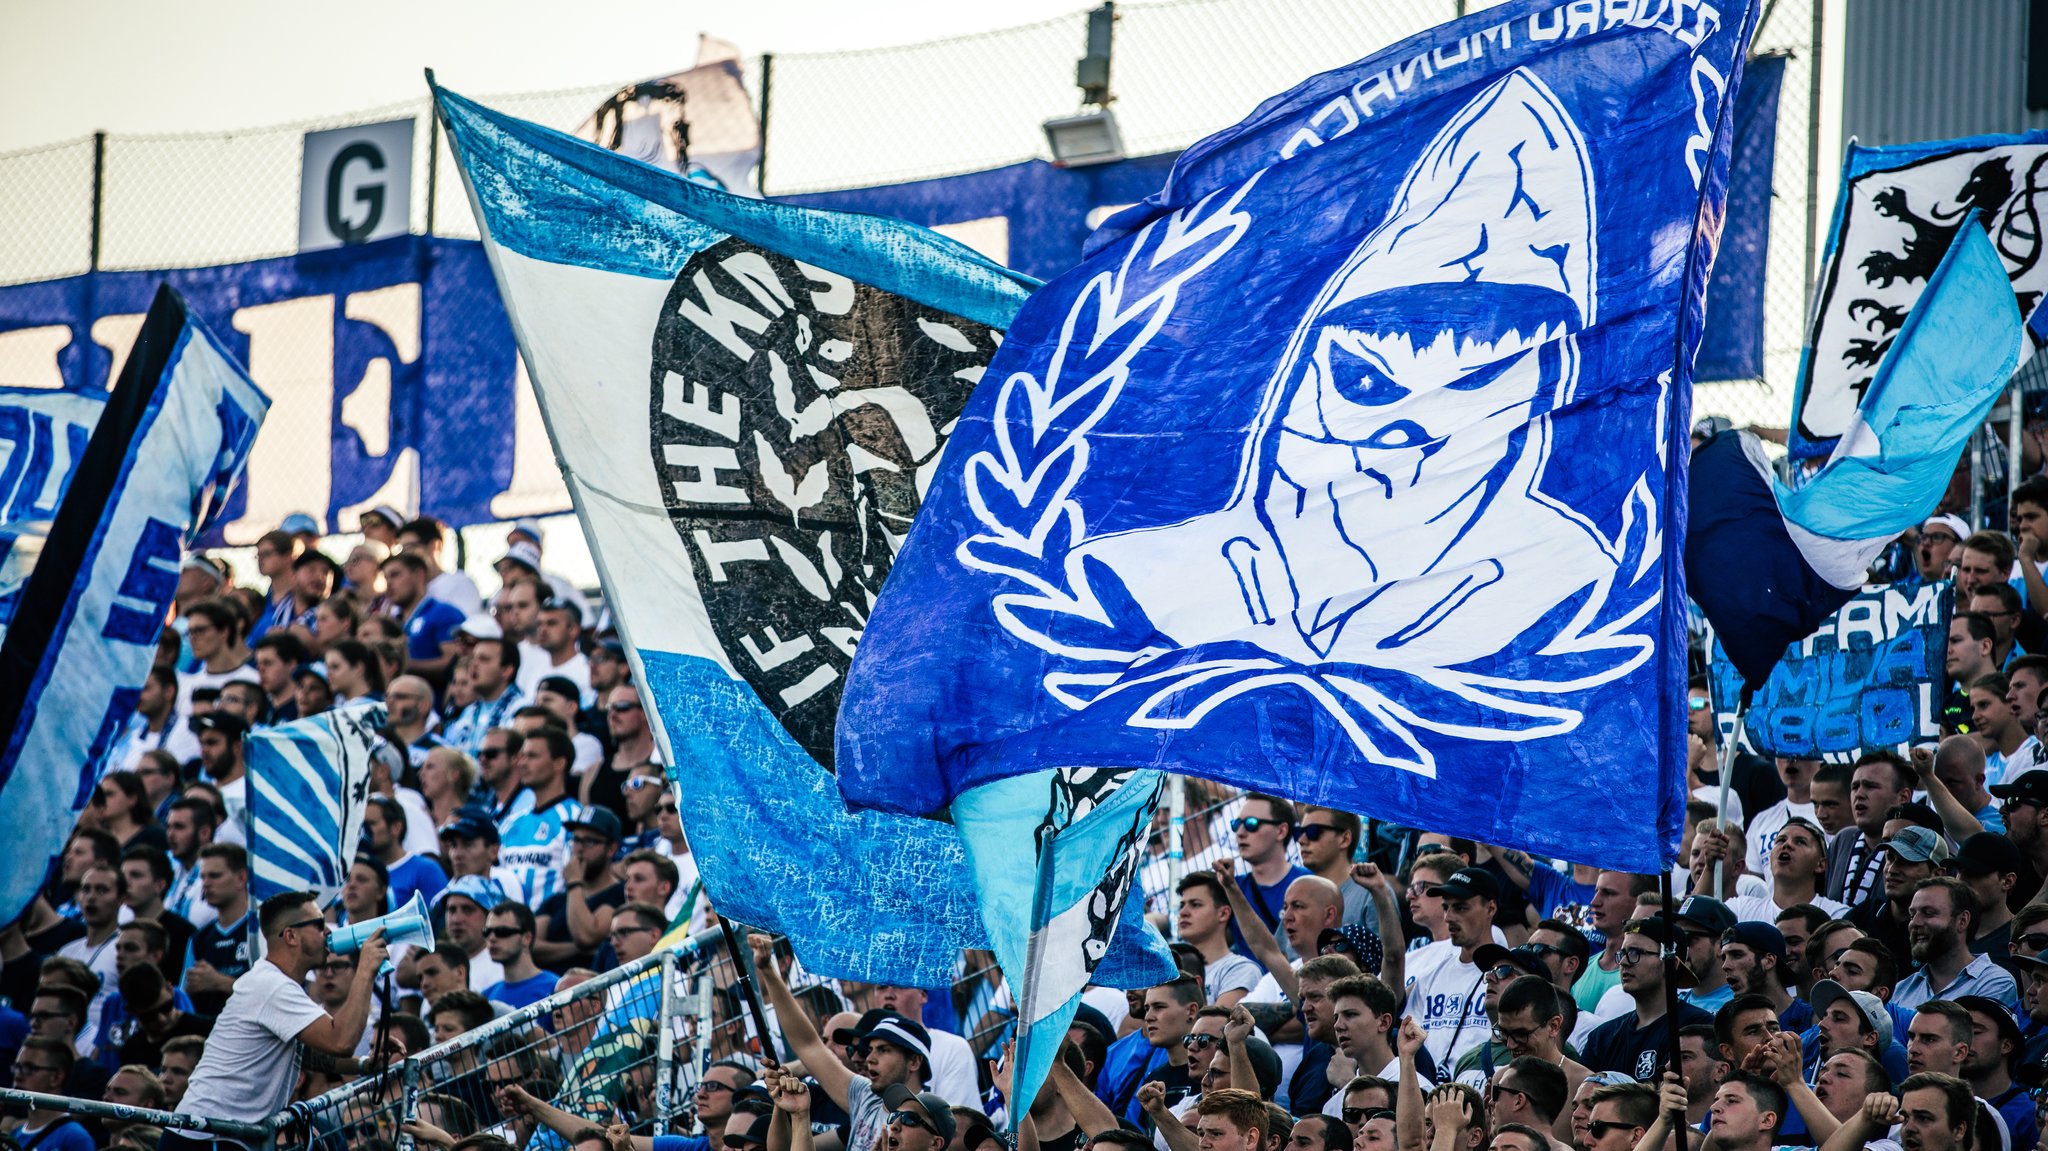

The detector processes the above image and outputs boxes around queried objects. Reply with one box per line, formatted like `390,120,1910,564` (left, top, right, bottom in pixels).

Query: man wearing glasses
165,889,387,1150
1294,807,1377,934
1223,795,1310,962
480,902,558,1010
4,1038,94,1151
1578,918,1711,1080
879,1085,955,1151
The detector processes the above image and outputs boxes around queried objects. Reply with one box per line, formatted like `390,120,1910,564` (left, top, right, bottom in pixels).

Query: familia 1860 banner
1710,581,1949,761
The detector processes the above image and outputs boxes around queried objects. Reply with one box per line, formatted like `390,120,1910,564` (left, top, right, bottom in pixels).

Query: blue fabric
0,287,268,928
435,83,1166,989
0,236,514,542
1695,52,1787,382
245,704,385,905
838,0,1761,874
485,972,561,1011
1706,582,1949,759
0,388,104,625
1524,866,1597,924
387,853,449,910
404,599,467,661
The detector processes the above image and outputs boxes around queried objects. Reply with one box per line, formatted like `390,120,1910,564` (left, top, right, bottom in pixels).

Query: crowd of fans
14,484,2048,1151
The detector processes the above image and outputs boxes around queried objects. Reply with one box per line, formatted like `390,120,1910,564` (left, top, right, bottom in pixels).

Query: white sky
0,0,1092,152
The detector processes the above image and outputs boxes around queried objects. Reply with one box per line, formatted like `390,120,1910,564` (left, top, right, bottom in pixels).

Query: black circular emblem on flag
648,236,999,767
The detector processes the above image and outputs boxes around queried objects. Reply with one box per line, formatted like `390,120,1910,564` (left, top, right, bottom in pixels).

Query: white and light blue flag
1691,220,2023,690
839,0,1763,875
0,388,108,627
0,285,267,926
433,82,1172,990
247,702,384,905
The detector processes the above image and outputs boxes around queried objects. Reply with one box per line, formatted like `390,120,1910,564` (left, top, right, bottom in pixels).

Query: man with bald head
1916,736,2003,841
384,675,444,768
1282,877,1345,959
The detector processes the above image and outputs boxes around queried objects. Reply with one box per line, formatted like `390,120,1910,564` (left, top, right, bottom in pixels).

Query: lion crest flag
840,0,1761,873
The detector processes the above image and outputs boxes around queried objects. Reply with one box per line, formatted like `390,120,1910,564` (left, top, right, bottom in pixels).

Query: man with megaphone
160,890,388,1151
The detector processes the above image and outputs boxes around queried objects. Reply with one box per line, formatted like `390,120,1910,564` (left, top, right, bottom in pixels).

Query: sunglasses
1294,825,1333,842
1342,1109,1396,1124
1493,1023,1542,1043
1182,1034,1223,1051
1486,1083,1528,1103
608,701,642,713
478,748,508,759
624,777,664,792
2018,933,2048,952
660,803,679,814
1586,1122,1639,1139
285,917,327,934
484,926,526,939
1230,817,1279,833
888,1112,938,1134
1321,936,1356,955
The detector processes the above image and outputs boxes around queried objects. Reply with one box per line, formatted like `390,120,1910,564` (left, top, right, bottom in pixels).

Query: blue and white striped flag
0,285,267,927
247,703,385,904
0,388,107,627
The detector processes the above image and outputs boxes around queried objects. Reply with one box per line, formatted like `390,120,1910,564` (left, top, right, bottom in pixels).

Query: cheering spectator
1223,795,1310,962
362,794,449,910
497,727,588,907
1851,821,1946,965
383,550,466,683
1892,878,2019,1010
177,599,259,714
444,640,527,755
1579,916,1711,1079
399,516,484,616
1727,819,1847,923
1827,753,1915,907
110,666,201,773
1743,758,1820,877
189,712,250,847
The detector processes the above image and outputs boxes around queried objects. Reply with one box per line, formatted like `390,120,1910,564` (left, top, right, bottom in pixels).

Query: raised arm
295,932,386,1057
1048,1045,1122,1136
1138,1082,1199,1151
749,933,855,1109
768,1073,815,1151
1354,863,1405,989
1910,746,1985,842
1395,1017,1429,1151
1225,1005,1260,1094
1211,857,1291,988
1818,1094,1901,1151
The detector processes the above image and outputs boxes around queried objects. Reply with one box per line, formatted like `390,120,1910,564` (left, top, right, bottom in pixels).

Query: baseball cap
293,661,328,683
1956,995,2021,1045
439,874,505,912
360,505,405,532
1428,867,1501,902
188,712,248,740
458,615,503,640
509,519,545,547
1719,921,1786,965
1810,978,1892,1052
1990,770,2048,804
1473,943,1550,979
565,807,624,842
880,1085,957,1143
280,512,323,537
180,554,225,582
1673,896,1736,937
1922,513,1970,543
1952,832,2027,878
537,675,582,701
496,541,542,574
1883,825,1951,864
1691,415,1734,440
440,814,501,845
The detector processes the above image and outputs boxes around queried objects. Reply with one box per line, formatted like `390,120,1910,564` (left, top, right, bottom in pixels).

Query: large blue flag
839,0,1761,873
246,703,384,905
0,388,106,624
0,285,267,926
1691,221,2023,691
1695,51,1787,383
433,82,1170,990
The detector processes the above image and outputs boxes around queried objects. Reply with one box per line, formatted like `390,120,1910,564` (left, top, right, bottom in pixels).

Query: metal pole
720,917,781,1066
1166,774,1186,937
1713,703,1743,900
425,108,441,236
756,54,774,194
89,131,106,271
397,1056,421,1151
1659,872,1689,1151
657,947,678,1132
1973,425,1988,530
2009,382,2026,501
1803,0,1825,300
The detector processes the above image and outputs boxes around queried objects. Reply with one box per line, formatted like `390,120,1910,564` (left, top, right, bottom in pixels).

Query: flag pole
1167,774,1186,937
719,916,782,1067
1713,701,1745,899
1659,871,1689,1151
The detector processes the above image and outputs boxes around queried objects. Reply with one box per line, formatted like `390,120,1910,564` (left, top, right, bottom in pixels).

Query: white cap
496,541,542,573
1923,513,1970,542
457,616,503,640
509,518,545,547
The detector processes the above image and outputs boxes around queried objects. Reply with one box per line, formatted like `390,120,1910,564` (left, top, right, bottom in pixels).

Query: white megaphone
326,891,432,974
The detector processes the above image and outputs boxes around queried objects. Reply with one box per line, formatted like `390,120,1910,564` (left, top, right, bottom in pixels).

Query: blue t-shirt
387,854,450,910
15,1120,93,1151
484,971,560,1011
1231,865,1311,960
1525,865,1597,927
652,1139,711,1151
404,598,467,661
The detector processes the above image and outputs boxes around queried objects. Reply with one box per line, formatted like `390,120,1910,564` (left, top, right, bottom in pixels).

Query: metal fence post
657,946,679,1132
757,53,774,194
397,1055,421,1151
88,131,105,271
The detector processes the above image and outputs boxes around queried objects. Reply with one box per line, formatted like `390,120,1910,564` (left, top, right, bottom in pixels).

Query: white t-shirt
1404,940,1489,1073
428,570,484,617
177,662,261,716
1744,798,1816,875
927,1027,982,1110
212,774,249,846
1082,985,1130,1032
1204,951,1264,1003
57,930,120,1058
1322,1058,1429,1117
847,1074,889,1151
1725,890,1848,924
517,647,594,707
176,959,330,1129
112,714,202,772
467,949,505,993
395,788,441,860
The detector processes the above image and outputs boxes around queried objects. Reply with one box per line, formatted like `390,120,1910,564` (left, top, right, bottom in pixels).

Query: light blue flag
0,388,106,626
432,81,1170,989
840,0,1762,876
0,285,267,927
246,703,385,905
